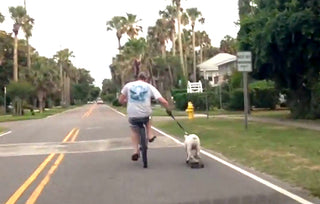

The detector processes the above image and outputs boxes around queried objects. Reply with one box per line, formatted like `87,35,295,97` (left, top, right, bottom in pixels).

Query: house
197,53,237,87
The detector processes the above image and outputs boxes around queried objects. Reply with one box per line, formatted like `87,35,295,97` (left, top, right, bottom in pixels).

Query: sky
1,0,239,88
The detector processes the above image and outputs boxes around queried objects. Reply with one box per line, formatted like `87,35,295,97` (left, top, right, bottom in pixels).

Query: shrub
112,98,122,106
250,80,279,109
173,92,217,111
187,92,216,111
171,89,187,99
228,88,244,110
102,94,116,103
251,88,279,109
173,92,188,110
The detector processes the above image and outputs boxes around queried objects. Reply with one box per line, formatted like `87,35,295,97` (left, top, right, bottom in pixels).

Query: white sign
237,51,252,72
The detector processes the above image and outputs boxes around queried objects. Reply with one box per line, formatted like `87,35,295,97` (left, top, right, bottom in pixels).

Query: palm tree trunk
200,45,203,63
13,34,18,81
161,44,166,59
177,3,185,79
192,27,196,82
37,90,44,113
171,31,176,56
60,65,64,106
117,37,121,51
27,37,31,69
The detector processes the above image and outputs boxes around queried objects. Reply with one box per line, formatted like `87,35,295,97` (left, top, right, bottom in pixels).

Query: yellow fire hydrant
185,101,194,119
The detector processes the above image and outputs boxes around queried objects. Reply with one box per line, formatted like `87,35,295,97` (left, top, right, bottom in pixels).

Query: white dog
184,134,201,163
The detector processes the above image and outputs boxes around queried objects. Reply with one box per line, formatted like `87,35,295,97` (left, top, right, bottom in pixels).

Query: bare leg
130,128,139,154
147,121,151,140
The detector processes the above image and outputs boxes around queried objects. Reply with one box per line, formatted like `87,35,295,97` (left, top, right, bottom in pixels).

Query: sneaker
131,153,139,161
149,136,156,143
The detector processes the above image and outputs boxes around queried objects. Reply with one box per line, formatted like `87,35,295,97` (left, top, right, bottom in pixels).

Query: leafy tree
220,35,237,55
89,86,100,100
30,56,59,112
7,81,35,115
238,0,320,118
0,31,13,88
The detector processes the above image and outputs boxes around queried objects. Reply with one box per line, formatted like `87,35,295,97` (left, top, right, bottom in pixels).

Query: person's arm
158,97,169,109
149,84,172,115
118,93,127,105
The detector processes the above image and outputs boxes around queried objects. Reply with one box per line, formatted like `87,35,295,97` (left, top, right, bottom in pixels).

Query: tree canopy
238,0,320,118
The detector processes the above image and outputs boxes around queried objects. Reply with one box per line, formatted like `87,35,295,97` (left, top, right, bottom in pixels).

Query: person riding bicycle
118,71,171,161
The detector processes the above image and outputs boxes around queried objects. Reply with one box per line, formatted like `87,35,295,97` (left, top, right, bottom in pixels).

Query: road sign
237,51,252,72
237,51,252,129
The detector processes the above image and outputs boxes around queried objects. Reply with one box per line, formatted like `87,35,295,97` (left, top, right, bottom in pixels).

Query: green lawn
153,117,320,198
0,106,79,123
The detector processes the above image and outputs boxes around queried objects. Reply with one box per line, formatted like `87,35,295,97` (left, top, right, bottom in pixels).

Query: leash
169,114,189,135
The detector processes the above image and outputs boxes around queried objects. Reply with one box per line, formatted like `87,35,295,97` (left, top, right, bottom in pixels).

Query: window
214,76,219,84
208,76,212,81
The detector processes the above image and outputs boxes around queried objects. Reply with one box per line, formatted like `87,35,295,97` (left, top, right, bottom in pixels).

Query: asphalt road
0,104,318,204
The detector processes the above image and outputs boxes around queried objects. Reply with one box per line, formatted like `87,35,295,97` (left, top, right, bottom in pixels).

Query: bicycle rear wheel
139,126,148,168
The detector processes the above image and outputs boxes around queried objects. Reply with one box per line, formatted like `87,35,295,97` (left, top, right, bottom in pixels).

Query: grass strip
153,117,320,198
0,106,79,123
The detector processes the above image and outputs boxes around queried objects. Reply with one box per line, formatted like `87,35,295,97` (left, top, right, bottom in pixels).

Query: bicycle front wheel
139,126,148,168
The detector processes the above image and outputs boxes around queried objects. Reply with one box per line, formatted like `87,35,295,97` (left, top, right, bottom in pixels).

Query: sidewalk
214,114,320,131
153,114,320,131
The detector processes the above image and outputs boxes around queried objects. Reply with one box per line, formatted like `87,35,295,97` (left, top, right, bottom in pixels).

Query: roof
197,53,237,71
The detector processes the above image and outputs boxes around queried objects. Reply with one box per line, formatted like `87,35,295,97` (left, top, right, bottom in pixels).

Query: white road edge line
151,126,313,204
0,131,12,138
108,105,313,204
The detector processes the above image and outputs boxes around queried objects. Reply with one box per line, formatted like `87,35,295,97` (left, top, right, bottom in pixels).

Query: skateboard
187,157,204,168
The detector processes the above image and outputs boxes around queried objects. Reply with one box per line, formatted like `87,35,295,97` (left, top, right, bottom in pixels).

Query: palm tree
195,31,211,63
186,8,204,82
181,28,192,79
124,13,142,39
9,6,27,82
0,12,4,23
159,5,178,56
154,18,170,59
0,13,5,66
31,56,59,112
106,16,126,51
21,14,34,69
54,49,74,106
172,0,186,80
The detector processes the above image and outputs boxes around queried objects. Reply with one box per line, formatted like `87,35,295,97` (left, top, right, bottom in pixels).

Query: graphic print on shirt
129,85,148,102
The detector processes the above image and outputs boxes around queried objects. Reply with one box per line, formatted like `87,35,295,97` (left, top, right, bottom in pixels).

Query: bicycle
131,117,149,168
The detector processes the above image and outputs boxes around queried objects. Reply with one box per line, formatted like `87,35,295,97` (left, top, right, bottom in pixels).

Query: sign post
237,51,252,130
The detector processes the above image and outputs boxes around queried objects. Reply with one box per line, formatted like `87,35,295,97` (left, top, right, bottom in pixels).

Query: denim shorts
128,116,150,128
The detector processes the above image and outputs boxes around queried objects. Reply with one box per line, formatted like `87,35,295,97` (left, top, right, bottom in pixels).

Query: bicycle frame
137,123,148,168
131,117,149,168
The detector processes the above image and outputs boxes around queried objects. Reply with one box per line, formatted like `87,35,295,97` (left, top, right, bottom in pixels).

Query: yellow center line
70,128,80,142
26,128,80,204
81,104,96,119
26,154,65,204
5,153,56,204
5,128,78,204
